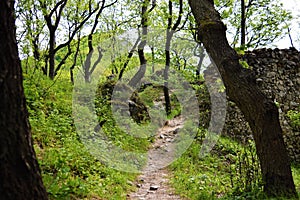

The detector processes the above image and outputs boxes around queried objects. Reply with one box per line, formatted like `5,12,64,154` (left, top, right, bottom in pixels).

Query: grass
169,137,239,199
23,67,300,199
169,135,300,199
292,165,300,196
139,84,182,119
24,70,141,199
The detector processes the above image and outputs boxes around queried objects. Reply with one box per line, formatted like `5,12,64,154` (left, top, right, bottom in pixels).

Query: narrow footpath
127,116,186,200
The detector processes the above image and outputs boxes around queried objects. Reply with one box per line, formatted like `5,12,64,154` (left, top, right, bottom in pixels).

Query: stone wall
222,47,300,163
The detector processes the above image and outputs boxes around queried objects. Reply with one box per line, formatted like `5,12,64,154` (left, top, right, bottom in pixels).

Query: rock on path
128,168,181,200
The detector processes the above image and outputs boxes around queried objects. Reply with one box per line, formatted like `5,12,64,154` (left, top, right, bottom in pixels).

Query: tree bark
240,0,246,47
128,0,150,87
119,36,141,80
0,1,48,199
48,29,56,79
163,0,183,115
164,33,172,115
188,0,297,198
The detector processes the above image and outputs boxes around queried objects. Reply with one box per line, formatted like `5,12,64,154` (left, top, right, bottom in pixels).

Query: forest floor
127,116,186,200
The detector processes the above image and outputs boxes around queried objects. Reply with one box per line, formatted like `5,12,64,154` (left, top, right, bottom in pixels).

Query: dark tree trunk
119,36,141,80
32,37,41,61
128,0,149,87
163,0,183,116
188,0,297,198
164,38,172,115
129,49,147,87
84,1,108,83
240,0,246,47
163,1,173,116
0,1,48,199
70,34,81,84
84,46,103,83
151,46,155,73
85,32,94,83
48,30,56,79
195,44,205,77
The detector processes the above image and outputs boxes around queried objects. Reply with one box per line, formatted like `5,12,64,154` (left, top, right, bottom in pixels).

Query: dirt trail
127,116,186,200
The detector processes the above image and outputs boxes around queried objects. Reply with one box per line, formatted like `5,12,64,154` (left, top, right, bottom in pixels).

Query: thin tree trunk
0,1,48,199
151,46,155,73
163,0,183,115
164,30,172,115
241,0,246,47
163,0,173,116
119,36,141,80
48,30,56,79
70,33,81,84
128,0,150,87
188,0,297,198
195,44,205,77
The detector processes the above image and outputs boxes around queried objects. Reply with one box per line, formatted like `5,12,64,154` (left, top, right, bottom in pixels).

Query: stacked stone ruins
222,48,300,162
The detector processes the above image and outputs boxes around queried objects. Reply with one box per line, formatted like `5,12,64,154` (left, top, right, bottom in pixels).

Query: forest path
127,116,186,200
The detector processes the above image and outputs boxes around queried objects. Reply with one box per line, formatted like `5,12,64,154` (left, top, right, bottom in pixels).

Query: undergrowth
169,135,300,199
23,71,139,199
22,68,300,199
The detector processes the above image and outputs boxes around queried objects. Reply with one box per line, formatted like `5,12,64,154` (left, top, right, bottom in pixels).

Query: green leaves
287,109,300,130
217,0,293,48
24,70,139,199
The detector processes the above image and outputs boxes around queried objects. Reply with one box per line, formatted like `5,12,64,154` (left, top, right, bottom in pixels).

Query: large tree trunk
188,0,297,198
0,1,48,199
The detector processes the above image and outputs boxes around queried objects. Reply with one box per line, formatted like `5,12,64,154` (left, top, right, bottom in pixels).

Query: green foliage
227,140,262,196
17,1,300,198
94,79,152,152
235,47,245,55
216,0,293,48
139,86,163,107
168,93,182,119
23,70,138,199
292,165,300,197
23,66,300,199
239,60,251,69
170,137,235,199
170,136,300,199
287,109,300,130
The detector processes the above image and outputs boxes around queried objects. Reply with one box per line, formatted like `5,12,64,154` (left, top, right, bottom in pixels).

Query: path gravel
127,117,186,200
